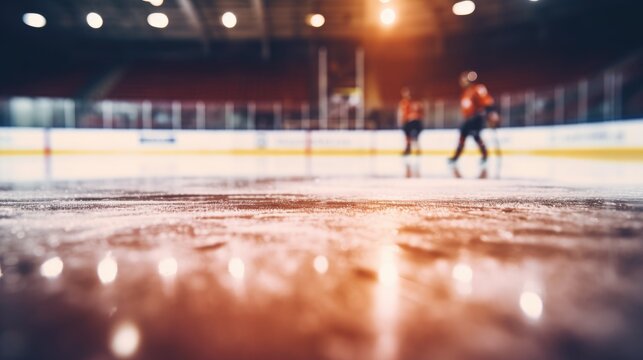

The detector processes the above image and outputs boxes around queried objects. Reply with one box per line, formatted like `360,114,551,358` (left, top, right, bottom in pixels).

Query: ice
1,154,642,187
0,155,642,359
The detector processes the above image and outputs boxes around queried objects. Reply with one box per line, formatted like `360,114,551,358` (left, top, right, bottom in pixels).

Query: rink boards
0,120,642,160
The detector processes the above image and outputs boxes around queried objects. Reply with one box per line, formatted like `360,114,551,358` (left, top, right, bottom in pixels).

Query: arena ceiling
2,0,628,40
0,0,639,61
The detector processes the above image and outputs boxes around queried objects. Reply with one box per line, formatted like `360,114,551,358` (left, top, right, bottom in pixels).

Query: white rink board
312,131,374,150
0,120,641,154
0,127,46,151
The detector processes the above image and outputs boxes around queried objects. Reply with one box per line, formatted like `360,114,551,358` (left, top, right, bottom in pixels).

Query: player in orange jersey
398,87,424,156
448,71,500,164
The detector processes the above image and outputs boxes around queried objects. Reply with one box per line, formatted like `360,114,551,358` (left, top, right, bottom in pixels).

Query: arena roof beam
251,0,270,60
177,0,210,53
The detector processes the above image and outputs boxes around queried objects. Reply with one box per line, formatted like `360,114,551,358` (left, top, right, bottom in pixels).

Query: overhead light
86,12,103,29
23,13,47,28
379,0,391,3
308,13,325,28
221,11,237,29
452,1,476,16
147,12,169,28
144,0,164,6
379,8,396,26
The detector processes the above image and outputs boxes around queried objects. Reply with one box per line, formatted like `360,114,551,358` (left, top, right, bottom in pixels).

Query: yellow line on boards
0,148,642,161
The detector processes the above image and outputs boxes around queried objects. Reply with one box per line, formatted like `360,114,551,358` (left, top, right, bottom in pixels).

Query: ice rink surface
1,155,642,360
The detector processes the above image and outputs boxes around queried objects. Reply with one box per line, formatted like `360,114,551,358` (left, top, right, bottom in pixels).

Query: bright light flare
313,255,329,274
228,257,245,280
308,14,325,28
221,12,237,29
23,13,47,28
467,71,478,82
111,322,141,358
40,256,63,279
379,8,396,26
520,291,543,320
453,1,476,16
98,254,118,284
86,12,103,29
147,13,169,29
157,257,178,278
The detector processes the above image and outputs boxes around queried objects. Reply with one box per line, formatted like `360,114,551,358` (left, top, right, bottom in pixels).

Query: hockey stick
492,128,501,158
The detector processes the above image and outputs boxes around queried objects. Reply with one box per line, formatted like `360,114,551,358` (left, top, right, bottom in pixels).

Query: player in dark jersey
448,71,500,165
398,87,424,156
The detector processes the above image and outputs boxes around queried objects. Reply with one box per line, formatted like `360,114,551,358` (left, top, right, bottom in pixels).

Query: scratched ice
0,155,642,360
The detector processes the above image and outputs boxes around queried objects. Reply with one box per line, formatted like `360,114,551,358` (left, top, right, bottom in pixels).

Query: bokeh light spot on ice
520,291,544,320
111,322,141,358
97,253,118,284
39,256,63,279
157,256,178,278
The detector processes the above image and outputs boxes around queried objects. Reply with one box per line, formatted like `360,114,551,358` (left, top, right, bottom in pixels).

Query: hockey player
448,71,500,164
398,87,424,156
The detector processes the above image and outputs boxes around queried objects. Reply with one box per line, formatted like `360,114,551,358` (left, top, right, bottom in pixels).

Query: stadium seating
0,67,94,98
0,46,636,112
371,49,623,103
105,59,310,103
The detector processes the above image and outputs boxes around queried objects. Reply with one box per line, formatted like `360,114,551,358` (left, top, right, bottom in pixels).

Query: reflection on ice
157,257,178,278
40,256,64,279
313,255,329,274
110,321,141,358
377,246,399,286
228,257,245,280
374,245,400,360
520,291,544,320
5,154,640,186
98,253,118,284
451,262,473,296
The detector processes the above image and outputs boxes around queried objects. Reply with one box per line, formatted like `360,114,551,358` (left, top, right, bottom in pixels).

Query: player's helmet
459,71,478,88
401,86,411,98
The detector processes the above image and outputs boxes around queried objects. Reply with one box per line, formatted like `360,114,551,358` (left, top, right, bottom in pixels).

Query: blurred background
0,0,641,131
